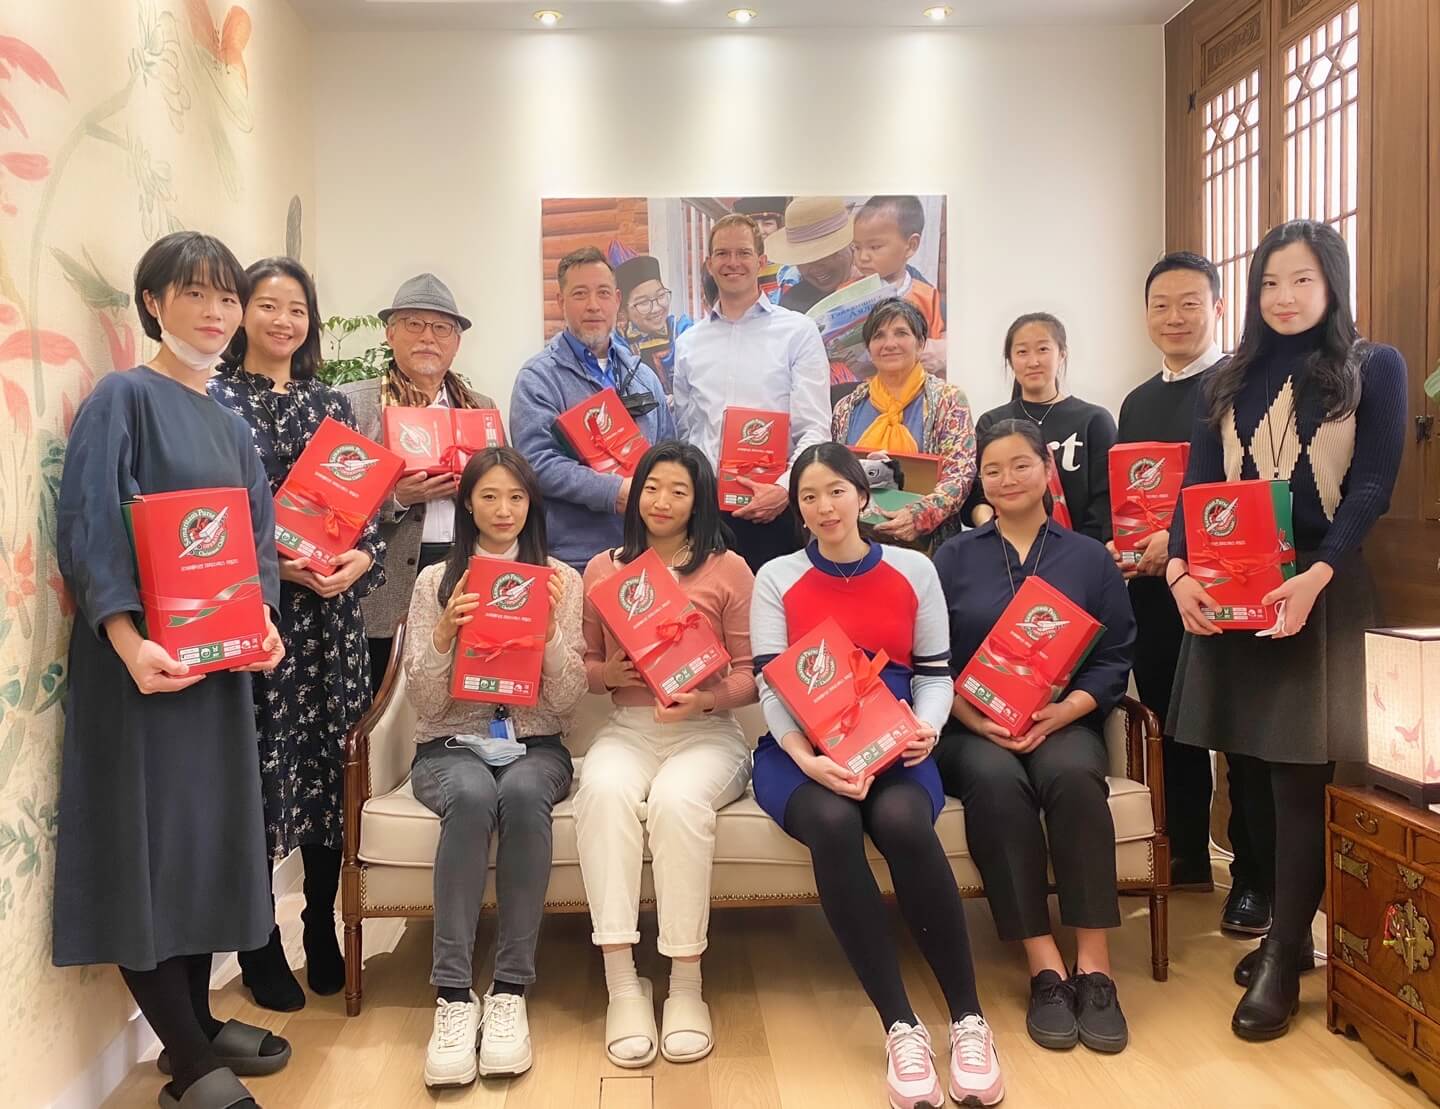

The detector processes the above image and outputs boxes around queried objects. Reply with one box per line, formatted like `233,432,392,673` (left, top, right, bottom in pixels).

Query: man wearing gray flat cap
341,272,499,691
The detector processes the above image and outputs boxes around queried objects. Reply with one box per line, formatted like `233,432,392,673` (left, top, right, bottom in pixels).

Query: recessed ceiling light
923,5,953,19
533,9,563,26
728,8,757,23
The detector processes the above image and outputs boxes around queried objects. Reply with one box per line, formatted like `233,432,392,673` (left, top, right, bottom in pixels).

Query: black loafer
1221,886,1272,935
1026,970,1078,1050
1234,942,1317,986
1232,938,1301,1041
1169,856,1215,893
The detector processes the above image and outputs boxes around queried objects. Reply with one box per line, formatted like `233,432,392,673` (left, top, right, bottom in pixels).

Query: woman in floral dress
210,257,386,1011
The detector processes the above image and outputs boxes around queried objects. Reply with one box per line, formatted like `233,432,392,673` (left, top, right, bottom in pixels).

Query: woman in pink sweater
575,441,758,1069
402,447,588,1089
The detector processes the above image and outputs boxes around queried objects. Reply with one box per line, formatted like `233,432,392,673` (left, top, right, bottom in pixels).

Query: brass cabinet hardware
1354,809,1381,835
1335,923,1371,965
1384,900,1435,975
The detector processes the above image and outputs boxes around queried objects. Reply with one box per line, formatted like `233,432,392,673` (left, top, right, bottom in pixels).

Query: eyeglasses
629,288,672,315
395,317,457,340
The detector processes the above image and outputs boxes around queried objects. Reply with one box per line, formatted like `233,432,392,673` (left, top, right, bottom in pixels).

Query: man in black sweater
1113,252,1275,937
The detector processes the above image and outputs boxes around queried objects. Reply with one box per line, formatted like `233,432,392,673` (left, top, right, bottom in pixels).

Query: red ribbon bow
975,630,1057,695
463,632,545,663
279,484,368,540
719,451,780,479
636,609,704,668
1114,490,1176,540
585,413,642,467
1189,539,1296,589
830,648,890,738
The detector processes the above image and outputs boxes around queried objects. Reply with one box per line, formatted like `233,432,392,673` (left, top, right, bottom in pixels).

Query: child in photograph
615,253,693,393
852,195,948,374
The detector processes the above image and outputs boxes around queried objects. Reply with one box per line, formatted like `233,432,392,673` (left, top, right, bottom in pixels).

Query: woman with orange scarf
832,298,976,545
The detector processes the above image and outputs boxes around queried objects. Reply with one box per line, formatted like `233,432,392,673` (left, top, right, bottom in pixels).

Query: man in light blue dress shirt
672,213,831,572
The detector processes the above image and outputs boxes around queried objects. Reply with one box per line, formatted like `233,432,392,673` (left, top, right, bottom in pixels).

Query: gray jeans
411,735,574,989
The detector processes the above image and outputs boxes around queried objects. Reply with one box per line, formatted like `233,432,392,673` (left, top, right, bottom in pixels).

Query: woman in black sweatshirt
962,313,1117,541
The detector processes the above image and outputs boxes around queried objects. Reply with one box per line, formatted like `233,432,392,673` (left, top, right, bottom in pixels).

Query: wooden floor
104,875,1430,1109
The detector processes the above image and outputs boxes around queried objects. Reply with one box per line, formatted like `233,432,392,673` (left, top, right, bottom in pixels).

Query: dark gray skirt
1169,551,1375,765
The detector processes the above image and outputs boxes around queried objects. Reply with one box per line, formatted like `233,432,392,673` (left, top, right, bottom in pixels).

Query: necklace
1017,388,1062,429
998,519,1049,599
816,542,870,585
1260,366,1296,481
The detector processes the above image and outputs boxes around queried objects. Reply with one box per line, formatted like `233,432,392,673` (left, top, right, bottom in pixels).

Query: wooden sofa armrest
343,621,408,869
1118,693,1167,841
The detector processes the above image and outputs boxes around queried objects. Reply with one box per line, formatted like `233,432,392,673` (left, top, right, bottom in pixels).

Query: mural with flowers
0,1,311,1101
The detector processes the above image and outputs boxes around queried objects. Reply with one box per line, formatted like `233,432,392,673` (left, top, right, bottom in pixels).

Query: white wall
311,25,1166,421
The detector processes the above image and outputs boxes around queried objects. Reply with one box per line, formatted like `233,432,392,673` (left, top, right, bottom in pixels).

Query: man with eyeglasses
614,254,693,393
672,212,831,572
511,246,674,572
341,272,498,691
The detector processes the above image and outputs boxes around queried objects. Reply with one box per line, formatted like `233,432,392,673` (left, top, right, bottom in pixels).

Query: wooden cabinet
1328,785,1440,1102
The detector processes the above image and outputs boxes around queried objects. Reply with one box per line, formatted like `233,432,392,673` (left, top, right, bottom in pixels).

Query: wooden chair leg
1150,889,1170,981
344,917,363,1016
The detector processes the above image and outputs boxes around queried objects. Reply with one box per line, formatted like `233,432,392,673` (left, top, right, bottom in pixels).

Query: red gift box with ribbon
588,547,730,706
1181,478,1296,630
956,576,1105,736
382,407,507,476
451,557,554,705
762,616,923,778
1109,441,1189,564
124,486,269,674
554,387,649,477
718,407,789,511
275,416,404,572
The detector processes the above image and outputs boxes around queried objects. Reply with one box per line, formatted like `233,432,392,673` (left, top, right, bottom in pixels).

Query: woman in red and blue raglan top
749,443,1004,1109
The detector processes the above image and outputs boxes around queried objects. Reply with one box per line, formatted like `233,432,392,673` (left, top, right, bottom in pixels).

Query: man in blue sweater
511,247,674,571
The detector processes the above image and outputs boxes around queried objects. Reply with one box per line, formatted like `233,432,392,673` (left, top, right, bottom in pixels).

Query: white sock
664,959,709,1058
603,947,651,1060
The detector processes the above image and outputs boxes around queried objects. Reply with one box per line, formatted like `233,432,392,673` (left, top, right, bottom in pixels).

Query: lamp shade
1364,627,1440,804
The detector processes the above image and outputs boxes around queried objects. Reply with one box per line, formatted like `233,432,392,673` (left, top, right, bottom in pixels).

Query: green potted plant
318,314,391,386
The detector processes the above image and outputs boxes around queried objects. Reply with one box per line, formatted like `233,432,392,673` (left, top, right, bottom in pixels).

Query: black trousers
935,723,1120,941
1269,760,1336,945
368,542,451,695
1130,577,1274,888
723,508,802,575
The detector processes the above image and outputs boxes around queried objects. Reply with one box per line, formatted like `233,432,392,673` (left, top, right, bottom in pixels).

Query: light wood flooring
103,873,1429,1109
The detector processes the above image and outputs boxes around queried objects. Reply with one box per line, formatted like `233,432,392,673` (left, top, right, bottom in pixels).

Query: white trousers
573,706,752,956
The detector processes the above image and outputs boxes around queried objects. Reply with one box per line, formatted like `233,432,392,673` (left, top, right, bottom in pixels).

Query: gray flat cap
378,272,472,331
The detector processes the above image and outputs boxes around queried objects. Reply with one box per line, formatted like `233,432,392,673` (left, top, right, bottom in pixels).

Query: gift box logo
618,570,656,619
324,442,377,483
796,640,838,693
488,572,535,612
1201,496,1239,538
177,506,228,560
1019,604,1068,642
1127,457,1165,492
739,417,775,446
584,404,614,435
396,422,433,456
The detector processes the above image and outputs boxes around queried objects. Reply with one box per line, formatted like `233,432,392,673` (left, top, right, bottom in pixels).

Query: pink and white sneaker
948,1014,1005,1106
884,1021,945,1109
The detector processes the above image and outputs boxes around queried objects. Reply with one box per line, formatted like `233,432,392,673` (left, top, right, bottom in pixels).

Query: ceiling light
728,8,757,24
533,9,563,26
923,5,952,19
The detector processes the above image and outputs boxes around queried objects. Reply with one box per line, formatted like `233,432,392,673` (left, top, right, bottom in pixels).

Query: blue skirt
752,733,946,830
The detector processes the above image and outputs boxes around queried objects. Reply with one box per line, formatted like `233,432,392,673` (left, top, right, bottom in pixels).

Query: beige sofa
341,624,1171,1016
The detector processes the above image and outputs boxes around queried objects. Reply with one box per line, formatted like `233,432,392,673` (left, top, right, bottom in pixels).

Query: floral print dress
209,367,386,856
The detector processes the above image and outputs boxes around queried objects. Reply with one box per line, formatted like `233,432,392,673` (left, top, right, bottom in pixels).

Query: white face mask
160,326,225,373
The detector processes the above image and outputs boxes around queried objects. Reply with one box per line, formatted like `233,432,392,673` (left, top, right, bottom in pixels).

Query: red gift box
554,388,649,477
1181,479,1296,630
956,577,1105,737
761,616,923,778
1109,441,1190,564
382,406,507,475
588,547,730,705
124,487,269,674
274,416,404,572
1046,447,1073,529
718,407,789,511
451,557,553,706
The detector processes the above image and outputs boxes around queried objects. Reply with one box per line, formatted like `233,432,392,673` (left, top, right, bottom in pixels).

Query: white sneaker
884,1021,944,1109
948,1014,1005,1106
424,991,480,1088
479,987,533,1076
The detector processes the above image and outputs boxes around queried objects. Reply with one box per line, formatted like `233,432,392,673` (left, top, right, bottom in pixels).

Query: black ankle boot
239,925,305,1012
1231,937,1300,1041
301,845,345,996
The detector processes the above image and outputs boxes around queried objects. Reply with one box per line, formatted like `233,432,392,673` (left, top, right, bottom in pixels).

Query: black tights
784,774,981,1029
120,954,221,1093
1269,759,1336,947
